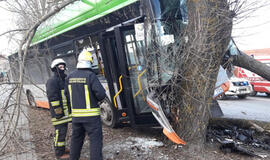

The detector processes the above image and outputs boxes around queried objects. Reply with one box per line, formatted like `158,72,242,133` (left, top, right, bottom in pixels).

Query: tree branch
0,29,28,37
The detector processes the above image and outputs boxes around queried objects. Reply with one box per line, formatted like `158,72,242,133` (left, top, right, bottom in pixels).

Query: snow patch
127,137,164,149
103,136,168,160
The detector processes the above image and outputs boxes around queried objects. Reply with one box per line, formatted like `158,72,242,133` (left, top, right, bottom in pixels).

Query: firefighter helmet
50,58,66,69
76,49,93,69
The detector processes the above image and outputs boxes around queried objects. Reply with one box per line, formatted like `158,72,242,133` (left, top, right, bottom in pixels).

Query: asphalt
218,94,270,123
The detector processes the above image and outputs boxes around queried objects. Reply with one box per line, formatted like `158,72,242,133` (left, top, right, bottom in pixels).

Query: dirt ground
29,107,270,160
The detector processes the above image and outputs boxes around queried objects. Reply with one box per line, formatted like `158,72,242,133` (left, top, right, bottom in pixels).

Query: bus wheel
100,97,117,128
26,90,36,107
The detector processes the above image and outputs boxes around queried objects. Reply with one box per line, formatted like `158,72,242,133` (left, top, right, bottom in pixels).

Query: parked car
222,77,253,99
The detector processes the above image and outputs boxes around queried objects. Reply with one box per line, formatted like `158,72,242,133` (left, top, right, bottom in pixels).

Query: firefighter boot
65,148,70,154
56,153,70,160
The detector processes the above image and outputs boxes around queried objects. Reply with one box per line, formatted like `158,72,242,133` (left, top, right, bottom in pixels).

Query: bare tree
170,0,232,146
231,52,270,80
229,0,270,81
0,0,75,158
0,0,71,51
145,0,270,149
0,0,270,158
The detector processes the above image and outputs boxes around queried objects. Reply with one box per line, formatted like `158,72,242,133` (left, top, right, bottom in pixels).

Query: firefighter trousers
70,116,103,160
54,123,68,157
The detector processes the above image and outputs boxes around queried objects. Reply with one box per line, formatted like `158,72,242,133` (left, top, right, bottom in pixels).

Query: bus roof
31,0,139,46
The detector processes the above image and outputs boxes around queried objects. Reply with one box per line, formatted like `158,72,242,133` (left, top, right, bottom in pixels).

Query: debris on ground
207,123,270,158
29,107,270,160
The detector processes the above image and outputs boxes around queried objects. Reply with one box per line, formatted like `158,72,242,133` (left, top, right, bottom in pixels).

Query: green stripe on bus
31,0,139,45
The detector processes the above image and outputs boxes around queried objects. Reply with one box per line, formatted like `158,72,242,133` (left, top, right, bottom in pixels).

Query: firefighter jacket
65,69,106,122
46,73,72,126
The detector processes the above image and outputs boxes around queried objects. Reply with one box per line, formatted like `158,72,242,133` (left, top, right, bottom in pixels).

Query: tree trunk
232,52,270,81
170,0,233,147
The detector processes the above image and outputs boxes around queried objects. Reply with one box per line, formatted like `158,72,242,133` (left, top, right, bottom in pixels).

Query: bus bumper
146,93,186,145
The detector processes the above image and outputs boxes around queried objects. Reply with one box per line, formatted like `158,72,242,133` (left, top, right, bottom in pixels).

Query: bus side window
96,48,105,76
91,48,105,76
75,38,105,76
90,50,99,74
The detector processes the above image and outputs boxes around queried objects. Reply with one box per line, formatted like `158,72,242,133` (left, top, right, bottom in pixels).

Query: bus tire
100,96,118,128
26,90,36,107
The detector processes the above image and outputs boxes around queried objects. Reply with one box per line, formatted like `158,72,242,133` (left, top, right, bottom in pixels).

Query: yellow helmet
78,49,93,62
77,49,93,68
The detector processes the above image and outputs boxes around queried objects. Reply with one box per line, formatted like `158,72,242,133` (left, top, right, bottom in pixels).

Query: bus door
99,25,158,127
99,31,129,127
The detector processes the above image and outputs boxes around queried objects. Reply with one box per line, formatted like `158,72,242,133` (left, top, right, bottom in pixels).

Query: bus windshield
145,0,187,86
151,0,187,22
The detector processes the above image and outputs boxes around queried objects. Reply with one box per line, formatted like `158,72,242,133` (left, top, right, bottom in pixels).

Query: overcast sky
232,1,270,51
0,6,16,56
0,1,270,56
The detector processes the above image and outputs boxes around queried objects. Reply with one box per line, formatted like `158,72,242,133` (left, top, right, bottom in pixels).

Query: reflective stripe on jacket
46,73,72,126
66,69,106,122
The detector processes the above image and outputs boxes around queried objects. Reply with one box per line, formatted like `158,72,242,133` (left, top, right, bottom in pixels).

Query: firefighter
65,49,106,160
46,58,72,160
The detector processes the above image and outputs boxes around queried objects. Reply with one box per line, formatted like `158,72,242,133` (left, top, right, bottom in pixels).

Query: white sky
232,1,270,51
0,6,16,57
0,1,270,56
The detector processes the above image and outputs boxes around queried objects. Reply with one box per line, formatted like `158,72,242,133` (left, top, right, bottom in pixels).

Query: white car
223,77,253,99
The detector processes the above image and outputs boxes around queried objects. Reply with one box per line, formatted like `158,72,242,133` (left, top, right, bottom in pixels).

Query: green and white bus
9,0,230,144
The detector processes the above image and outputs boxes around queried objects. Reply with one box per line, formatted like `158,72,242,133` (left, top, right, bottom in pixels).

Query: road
218,93,270,122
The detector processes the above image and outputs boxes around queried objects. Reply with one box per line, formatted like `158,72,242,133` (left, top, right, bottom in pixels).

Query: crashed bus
8,0,232,144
